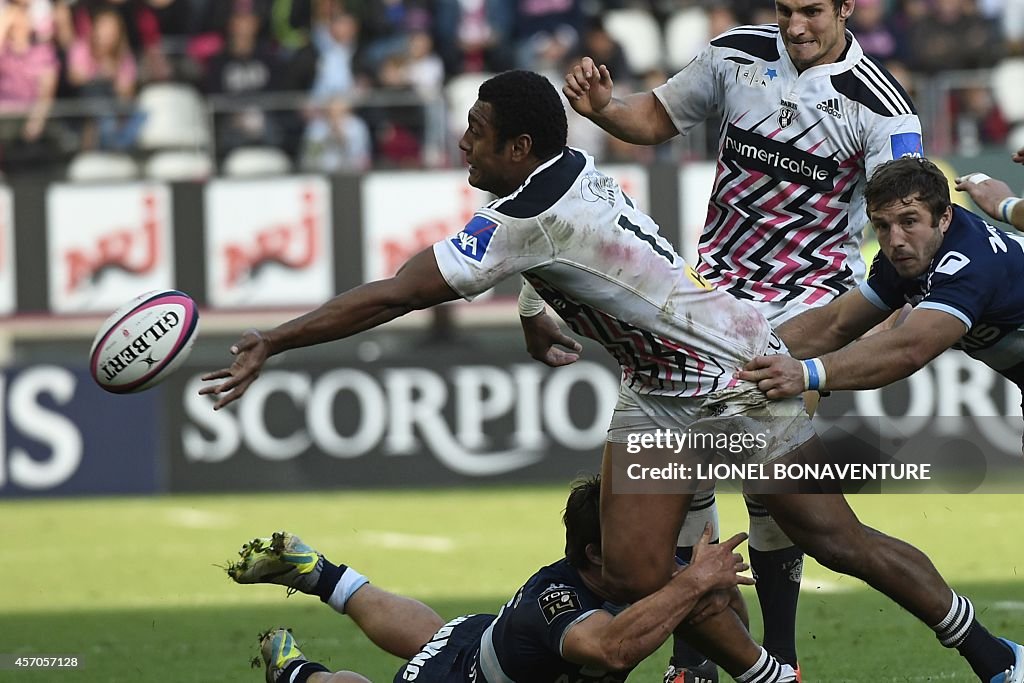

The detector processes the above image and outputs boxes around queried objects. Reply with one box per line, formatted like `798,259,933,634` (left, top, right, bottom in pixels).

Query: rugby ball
89,290,200,393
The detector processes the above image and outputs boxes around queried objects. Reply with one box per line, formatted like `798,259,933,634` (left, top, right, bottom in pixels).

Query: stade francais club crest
778,99,798,128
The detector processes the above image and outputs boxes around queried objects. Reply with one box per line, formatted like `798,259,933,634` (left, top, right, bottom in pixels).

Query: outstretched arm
955,172,1024,231
200,247,459,409
562,56,679,145
739,308,965,398
560,527,752,672
774,288,892,359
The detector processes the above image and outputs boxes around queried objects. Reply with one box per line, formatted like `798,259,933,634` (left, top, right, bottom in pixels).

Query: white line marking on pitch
993,600,1024,611
163,507,231,529
360,530,456,553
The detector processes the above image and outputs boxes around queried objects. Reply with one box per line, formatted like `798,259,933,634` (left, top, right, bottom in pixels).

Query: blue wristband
803,359,821,391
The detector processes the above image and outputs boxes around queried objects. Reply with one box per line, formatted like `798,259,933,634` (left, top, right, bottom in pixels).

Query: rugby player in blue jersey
226,476,762,683
741,156,1024,413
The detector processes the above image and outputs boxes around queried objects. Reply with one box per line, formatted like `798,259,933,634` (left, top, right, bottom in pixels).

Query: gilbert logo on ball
89,289,200,393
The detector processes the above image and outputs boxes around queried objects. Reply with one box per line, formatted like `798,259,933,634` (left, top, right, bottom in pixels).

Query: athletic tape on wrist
999,196,1021,224
518,287,546,318
802,358,826,391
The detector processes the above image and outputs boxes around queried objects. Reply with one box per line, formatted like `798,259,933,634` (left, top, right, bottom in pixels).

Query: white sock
736,647,785,683
326,567,369,615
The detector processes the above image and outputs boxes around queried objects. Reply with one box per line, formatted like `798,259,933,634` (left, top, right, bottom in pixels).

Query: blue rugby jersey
863,206,1024,384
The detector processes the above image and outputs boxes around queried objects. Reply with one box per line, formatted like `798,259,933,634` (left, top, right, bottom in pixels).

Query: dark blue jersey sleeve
528,583,604,655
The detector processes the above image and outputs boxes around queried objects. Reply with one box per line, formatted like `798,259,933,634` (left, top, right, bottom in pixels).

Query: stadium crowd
0,0,1022,178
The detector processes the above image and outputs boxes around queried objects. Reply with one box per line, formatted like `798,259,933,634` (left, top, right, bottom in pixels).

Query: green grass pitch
1,488,1021,682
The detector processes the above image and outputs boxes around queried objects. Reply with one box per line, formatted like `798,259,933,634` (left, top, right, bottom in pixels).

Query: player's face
870,196,952,278
777,0,852,71
459,101,516,196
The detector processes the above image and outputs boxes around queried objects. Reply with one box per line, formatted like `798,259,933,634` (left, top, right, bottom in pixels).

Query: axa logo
222,188,319,286
816,98,843,119
64,193,160,293
451,215,499,262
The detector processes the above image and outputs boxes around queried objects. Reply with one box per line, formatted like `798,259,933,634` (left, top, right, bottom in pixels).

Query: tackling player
550,0,924,677
201,70,1022,683
226,477,771,683
741,156,1024,430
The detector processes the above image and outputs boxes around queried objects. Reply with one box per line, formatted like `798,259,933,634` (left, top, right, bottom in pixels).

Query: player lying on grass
739,157,1024,442
226,476,781,683
201,70,1023,682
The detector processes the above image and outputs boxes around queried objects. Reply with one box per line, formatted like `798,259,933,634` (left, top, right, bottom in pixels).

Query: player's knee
601,560,673,603
802,526,871,576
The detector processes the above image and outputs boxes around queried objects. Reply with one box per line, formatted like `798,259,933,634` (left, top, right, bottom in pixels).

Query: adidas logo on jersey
816,98,843,118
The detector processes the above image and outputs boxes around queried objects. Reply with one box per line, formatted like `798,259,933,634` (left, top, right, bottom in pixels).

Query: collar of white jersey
775,28,864,77
489,147,584,209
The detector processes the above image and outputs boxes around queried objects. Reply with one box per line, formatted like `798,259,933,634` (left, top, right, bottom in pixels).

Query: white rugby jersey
434,148,777,397
655,25,922,315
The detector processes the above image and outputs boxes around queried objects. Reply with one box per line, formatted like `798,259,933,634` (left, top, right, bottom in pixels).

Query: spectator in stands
192,0,273,73
953,85,1010,153
848,0,908,68
512,0,584,72
357,0,430,76
907,0,1005,72
405,28,444,165
299,94,371,172
308,0,358,102
203,6,285,157
72,0,172,82
0,0,59,147
368,51,422,166
138,0,211,80
575,17,630,84
1005,0,1024,54
432,0,512,75
67,6,143,150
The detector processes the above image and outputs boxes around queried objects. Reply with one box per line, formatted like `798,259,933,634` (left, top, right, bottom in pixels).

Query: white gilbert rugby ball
89,290,200,393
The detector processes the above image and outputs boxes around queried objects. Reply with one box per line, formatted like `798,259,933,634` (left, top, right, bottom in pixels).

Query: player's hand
684,589,733,625
521,312,583,367
198,329,272,410
1012,146,1024,165
686,524,753,593
955,172,1014,221
562,57,614,118
736,354,805,399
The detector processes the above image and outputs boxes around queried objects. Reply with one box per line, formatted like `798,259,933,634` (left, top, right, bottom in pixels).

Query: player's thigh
750,440,868,553
600,440,692,598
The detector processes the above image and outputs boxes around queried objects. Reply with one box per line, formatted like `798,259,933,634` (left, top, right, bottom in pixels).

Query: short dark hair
864,157,951,226
563,474,601,569
478,70,568,160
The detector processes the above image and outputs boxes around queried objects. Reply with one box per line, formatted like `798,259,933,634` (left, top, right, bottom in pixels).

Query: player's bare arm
774,289,892,359
739,308,966,398
560,527,752,671
200,247,459,409
562,56,678,145
956,172,1024,231
521,311,582,367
